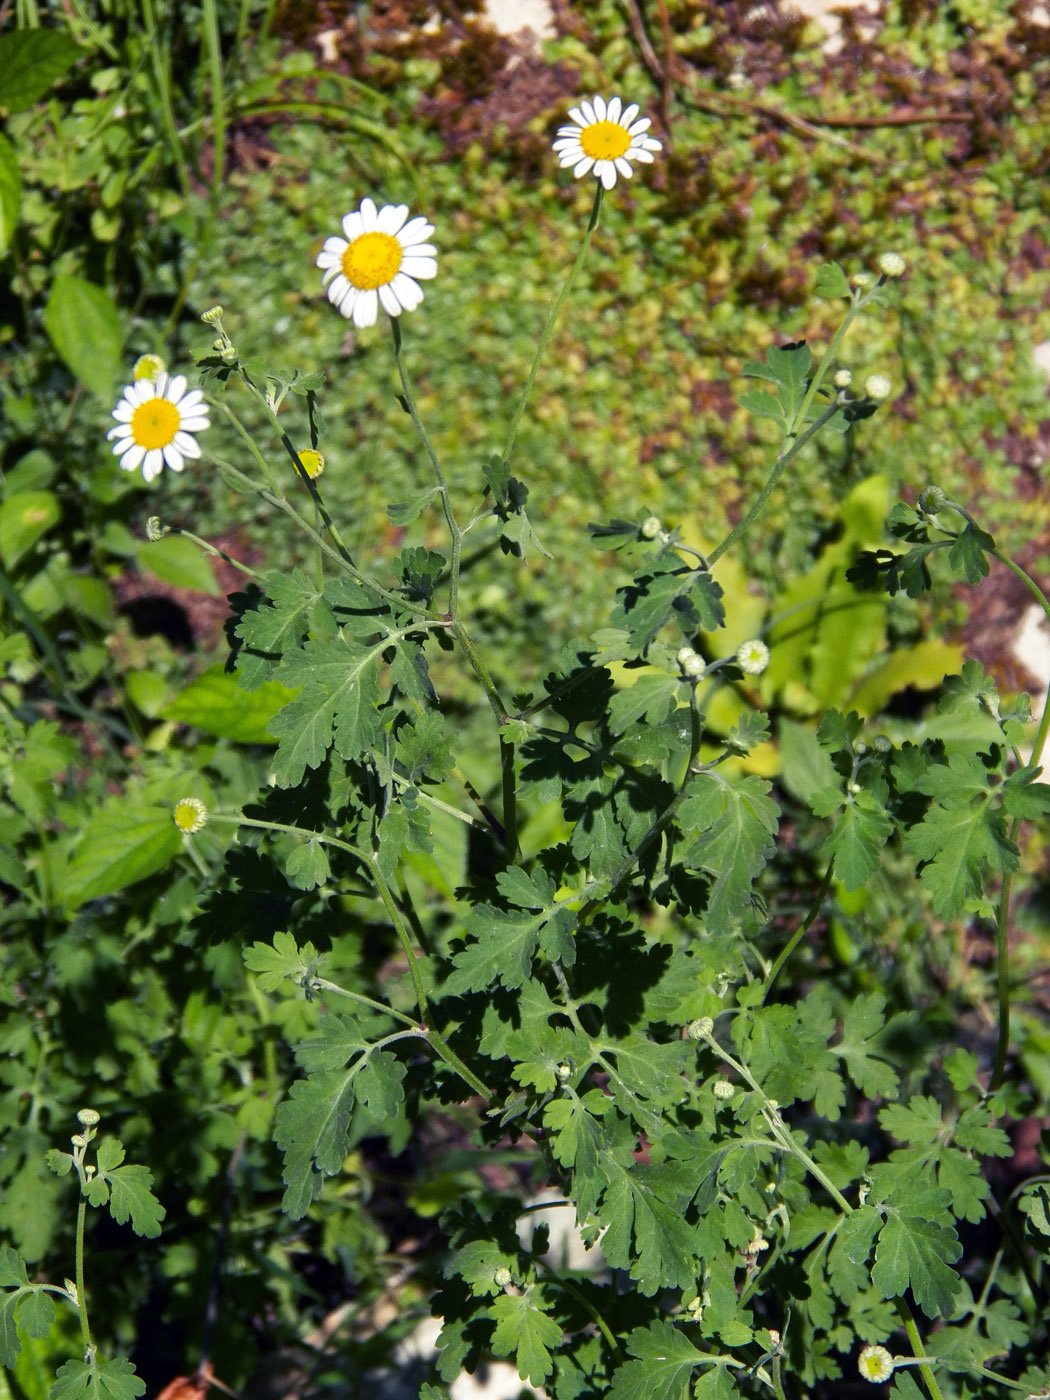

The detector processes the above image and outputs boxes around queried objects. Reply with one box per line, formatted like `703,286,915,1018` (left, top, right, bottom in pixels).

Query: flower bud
736,639,770,676
676,646,706,679
864,374,892,401
132,353,166,382
77,1108,101,1127
493,1266,513,1289
712,1079,734,1101
877,251,906,277
852,271,873,289
146,516,167,542
917,485,947,516
858,1345,894,1383
173,797,208,834
832,369,853,388
687,1017,714,1041
640,515,663,540
298,449,325,480
556,1063,572,1081
201,306,225,325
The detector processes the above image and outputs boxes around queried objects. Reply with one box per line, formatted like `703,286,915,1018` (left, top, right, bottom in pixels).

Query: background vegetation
2,1,1049,1396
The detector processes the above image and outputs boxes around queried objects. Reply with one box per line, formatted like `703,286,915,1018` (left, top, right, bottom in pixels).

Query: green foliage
4,5,1050,1398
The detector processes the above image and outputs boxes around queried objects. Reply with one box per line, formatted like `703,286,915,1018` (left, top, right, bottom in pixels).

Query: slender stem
502,183,604,467
207,814,367,862
169,527,266,580
759,861,835,1004
532,1255,622,1357
368,855,431,1022
894,1300,945,1400
391,317,462,614
74,1196,92,1352
708,403,842,566
311,978,420,1029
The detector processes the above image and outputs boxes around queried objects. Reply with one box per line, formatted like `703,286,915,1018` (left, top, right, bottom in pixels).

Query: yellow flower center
173,799,206,833
131,397,180,450
341,231,403,290
580,120,631,162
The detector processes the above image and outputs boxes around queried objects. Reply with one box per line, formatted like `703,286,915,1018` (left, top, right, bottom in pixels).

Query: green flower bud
640,515,663,540
687,1017,714,1041
712,1079,734,1101
877,251,906,277
77,1108,101,1127
201,306,224,325
865,374,892,400
676,646,706,679
493,1266,513,1289
832,368,853,388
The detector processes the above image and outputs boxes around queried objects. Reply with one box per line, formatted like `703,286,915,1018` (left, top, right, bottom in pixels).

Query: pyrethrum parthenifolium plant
1,1109,162,1400
24,92,1050,1399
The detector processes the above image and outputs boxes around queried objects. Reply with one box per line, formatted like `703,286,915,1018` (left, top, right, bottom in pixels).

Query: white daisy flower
552,95,662,190
316,197,438,329
107,373,209,483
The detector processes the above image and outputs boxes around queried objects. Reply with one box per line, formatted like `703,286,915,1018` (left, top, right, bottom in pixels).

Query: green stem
311,977,420,1029
391,317,462,615
759,861,835,1004
894,1300,944,1400
532,1254,622,1357
708,402,842,566
368,855,431,1022
168,527,266,580
502,183,604,468
74,1196,92,1352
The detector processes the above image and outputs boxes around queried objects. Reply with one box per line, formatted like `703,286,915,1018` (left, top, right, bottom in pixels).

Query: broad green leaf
285,838,330,891
0,32,82,111
599,1163,704,1295
273,1070,357,1218
777,719,839,805
903,790,1016,919
50,1355,144,1400
821,791,893,891
679,772,779,926
42,276,123,402
489,1288,562,1386
234,570,319,688
13,1291,53,1342
607,670,681,734
64,803,181,908
0,132,20,259
871,1204,961,1319
266,632,385,786
608,1320,708,1400
836,993,898,1099
814,261,851,299
243,930,322,991
86,1139,164,1237
0,1244,29,1288
0,491,61,569
137,535,219,594
164,665,298,742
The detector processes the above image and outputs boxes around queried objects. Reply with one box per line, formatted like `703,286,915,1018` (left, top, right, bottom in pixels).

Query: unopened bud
640,515,663,540
865,374,892,400
493,1266,513,1289
877,252,906,277
77,1109,100,1127
687,1017,714,1041
201,306,224,325
832,369,853,389
712,1079,734,1101
677,646,706,679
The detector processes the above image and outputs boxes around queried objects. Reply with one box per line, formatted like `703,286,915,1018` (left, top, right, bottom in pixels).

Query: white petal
607,96,622,122
121,442,146,471
390,272,423,310
109,408,133,428
178,414,210,432
599,162,618,189
352,288,379,327
552,137,583,153
359,197,378,229
572,156,595,178
593,95,607,120
165,374,187,402
621,103,640,127
162,442,185,471
378,282,402,316
341,212,364,241
399,216,435,246
580,100,597,125
322,263,346,290
142,450,164,482
335,285,359,318
627,116,652,136
126,380,153,406
615,157,634,178
173,431,202,457
377,203,409,234
175,388,205,411
632,148,656,164
567,106,586,126
400,254,437,280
